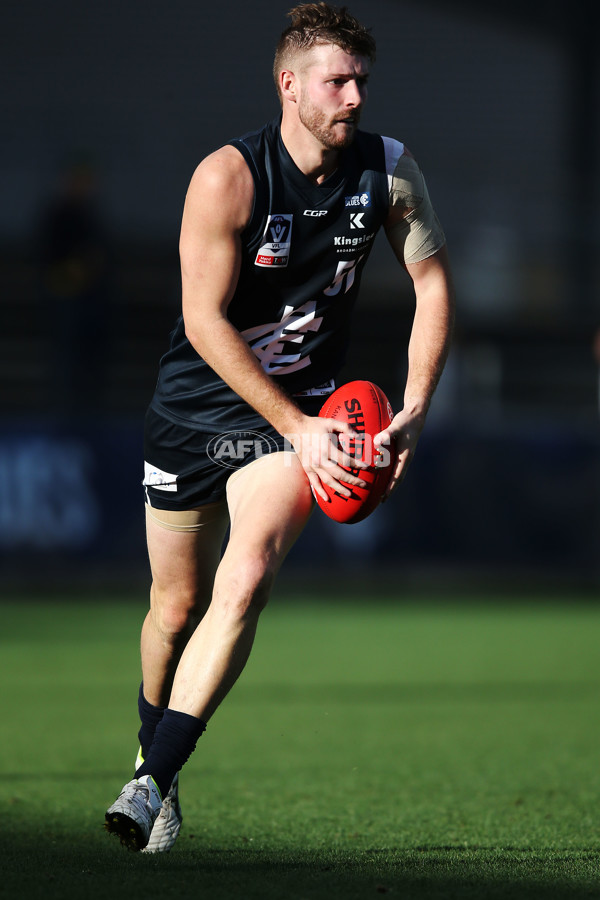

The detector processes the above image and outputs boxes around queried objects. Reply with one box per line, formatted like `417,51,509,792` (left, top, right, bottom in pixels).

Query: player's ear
280,69,297,102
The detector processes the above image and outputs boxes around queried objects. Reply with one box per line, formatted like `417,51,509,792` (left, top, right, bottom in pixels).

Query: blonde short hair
273,3,376,100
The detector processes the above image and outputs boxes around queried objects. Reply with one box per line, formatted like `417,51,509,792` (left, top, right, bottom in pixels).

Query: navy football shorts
143,398,325,510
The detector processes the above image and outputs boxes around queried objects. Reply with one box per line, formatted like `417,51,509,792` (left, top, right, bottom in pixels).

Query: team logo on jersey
241,301,323,374
255,214,293,267
344,192,371,208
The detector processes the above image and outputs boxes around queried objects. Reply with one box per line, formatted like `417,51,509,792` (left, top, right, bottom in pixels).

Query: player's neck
280,116,341,185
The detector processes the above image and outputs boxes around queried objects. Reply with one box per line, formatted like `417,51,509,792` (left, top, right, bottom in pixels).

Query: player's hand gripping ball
317,380,395,524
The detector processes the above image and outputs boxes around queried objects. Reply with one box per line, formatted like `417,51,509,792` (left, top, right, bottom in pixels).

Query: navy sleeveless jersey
150,117,390,432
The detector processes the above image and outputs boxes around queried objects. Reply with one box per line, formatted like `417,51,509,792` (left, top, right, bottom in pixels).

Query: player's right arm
179,147,366,500
375,146,454,497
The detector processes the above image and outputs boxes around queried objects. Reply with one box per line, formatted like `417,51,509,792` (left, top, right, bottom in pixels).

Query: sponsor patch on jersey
333,231,375,250
344,192,371,208
255,214,293,267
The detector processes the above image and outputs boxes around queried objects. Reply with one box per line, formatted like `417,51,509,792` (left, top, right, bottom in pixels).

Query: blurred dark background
1,0,598,591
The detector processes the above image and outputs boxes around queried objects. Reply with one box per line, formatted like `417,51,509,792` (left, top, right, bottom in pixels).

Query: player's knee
150,583,202,642
218,553,275,619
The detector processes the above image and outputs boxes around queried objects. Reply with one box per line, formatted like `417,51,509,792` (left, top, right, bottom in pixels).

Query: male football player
105,1,454,851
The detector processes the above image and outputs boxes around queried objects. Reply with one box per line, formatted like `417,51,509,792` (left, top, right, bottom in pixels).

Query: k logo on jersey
350,213,365,229
255,214,293,267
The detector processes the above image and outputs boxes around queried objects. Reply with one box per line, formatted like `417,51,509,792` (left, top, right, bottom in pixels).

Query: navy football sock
135,708,207,800
137,682,165,760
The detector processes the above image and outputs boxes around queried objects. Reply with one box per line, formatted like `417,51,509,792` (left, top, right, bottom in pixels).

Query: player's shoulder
190,144,254,196
376,136,426,208
185,145,255,227
379,135,422,172
186,119,279,204
354,130,421,173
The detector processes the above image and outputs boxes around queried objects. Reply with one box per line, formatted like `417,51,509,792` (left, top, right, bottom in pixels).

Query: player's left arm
375,152,455,497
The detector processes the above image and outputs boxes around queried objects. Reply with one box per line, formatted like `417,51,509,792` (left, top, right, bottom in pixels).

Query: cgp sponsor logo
344,192,371,208
207,431,280,469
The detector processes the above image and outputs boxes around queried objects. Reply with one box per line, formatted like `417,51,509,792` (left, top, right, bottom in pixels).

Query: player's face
296,44,369,150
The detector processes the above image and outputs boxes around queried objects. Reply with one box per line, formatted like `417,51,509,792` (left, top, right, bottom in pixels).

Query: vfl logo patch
255,214,293,267
344,192,371,208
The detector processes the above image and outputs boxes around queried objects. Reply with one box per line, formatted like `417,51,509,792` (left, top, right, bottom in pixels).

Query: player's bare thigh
144,450,312,618
224,449,313,572
145,500,230,617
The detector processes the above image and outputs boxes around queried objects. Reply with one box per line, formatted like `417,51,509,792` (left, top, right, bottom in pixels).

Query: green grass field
2,588,599,899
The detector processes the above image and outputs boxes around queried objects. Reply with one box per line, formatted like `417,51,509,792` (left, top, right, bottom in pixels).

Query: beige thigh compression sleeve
145,500,228,532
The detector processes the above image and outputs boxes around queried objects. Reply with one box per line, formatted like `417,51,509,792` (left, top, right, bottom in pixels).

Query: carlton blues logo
255,214,293,268
344,192,371,208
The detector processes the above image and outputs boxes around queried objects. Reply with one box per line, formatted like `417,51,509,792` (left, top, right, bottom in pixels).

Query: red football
316,380,395,524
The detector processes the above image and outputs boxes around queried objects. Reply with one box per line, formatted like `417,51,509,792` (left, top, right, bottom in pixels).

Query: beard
298,97,360,150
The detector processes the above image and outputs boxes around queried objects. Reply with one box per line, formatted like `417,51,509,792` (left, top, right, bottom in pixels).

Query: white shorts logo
143,461,178,492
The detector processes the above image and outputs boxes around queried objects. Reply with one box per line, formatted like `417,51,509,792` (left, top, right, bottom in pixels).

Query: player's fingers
329,442,369,471
304,459,358,500
383,450,410,499
323,417,356,436
307,471,330,503
336,468,368,490
323,426,370,469
373,428,390,448
320,460,367,492
313,469,352,499
322,419,367,453
371,432,394,469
